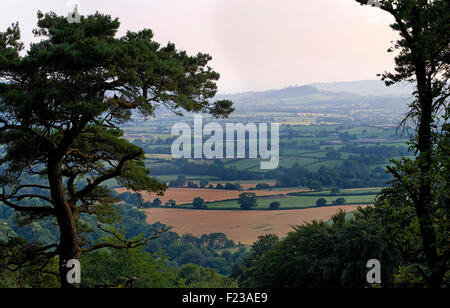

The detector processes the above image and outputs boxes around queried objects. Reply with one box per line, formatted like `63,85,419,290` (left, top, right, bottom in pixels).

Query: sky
0,0,398,94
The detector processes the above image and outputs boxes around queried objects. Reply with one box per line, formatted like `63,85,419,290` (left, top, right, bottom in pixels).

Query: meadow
178,191,377,210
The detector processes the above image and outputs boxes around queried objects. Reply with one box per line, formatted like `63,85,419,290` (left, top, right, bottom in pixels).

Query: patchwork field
144,205,367,244
115,187,308,205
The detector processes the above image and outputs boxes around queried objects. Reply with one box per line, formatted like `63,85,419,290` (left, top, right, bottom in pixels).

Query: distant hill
215,81,413,113
309,80,415,97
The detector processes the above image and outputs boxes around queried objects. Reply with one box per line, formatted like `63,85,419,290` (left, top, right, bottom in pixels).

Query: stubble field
144,205,367,244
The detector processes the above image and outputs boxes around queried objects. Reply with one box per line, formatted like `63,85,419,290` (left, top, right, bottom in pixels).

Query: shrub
316,198,327,207
238,193,258,210
333,198,346,205
153,198,162,207
193,197,207,209
269,202,281,210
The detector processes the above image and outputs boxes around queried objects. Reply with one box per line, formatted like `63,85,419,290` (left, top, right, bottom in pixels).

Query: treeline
148,145,409,189
151,158,263,180
273,160,392,189
272,145,408,189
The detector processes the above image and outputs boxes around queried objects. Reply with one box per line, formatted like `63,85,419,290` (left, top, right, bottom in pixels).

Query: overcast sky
0,0,398,94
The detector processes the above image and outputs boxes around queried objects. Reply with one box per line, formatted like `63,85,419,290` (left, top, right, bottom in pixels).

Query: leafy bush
269,202,281,210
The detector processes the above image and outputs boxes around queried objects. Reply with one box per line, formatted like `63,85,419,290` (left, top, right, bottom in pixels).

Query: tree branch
0,196,55,215
73,151,142,202
80,225,167,254
386,165,419,205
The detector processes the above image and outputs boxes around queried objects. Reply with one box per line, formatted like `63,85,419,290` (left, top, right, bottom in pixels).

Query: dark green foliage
325,149,341,160
237,192,258,210
309,181,322,192
255,183,271,190
193,197,207,209
374,157,449,287
232,234,279,285
333,198,346,205
0,239,59,288
165,200,176,208
224,183,241,190
187,181,199,188
274,156,393,189
152,198,162,207
148,232,240,275
331,187,341,195
269,202,281,210
119,192,144,206
316,198,327,207
169,175,187,188
150,159,263,181
81,247,177,288
237,208,402,288
177,263,237,288
199,179,209,188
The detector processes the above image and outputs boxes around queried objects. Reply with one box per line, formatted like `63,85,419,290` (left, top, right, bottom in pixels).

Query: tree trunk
48,159,80,288
414,59,442,288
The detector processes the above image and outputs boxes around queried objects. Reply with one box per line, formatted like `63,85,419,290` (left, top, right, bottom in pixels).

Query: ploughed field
144,205,367,244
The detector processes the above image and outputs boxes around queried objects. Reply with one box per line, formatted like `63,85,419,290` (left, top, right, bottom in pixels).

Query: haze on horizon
0,0,398,94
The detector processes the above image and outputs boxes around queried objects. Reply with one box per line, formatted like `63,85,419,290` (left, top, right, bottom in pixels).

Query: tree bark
48,158,80,288
414,56,442,288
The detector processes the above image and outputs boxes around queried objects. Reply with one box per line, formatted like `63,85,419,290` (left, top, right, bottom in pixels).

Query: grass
206,179,276,185
303,187,383,195
305,160,342,171
340,126,386,135
180,194,377,210
152,175,219,182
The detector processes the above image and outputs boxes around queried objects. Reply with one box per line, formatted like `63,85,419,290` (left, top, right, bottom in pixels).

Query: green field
179,193,377,210
130,123,410,192
303,187,383,195
152,175,219,182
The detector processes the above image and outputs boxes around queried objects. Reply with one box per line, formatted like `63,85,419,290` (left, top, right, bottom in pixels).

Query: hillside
215,80,412,114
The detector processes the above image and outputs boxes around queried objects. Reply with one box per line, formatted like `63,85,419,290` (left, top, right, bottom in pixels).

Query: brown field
115,187,308,205
144,205,367,244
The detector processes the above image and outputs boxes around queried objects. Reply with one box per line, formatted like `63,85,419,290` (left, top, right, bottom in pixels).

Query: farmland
116,93,411,245
186,194,376,210
115,187,309,205
144,205,368,244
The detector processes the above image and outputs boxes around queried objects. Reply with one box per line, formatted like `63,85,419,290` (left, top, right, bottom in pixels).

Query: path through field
144,205,367,244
